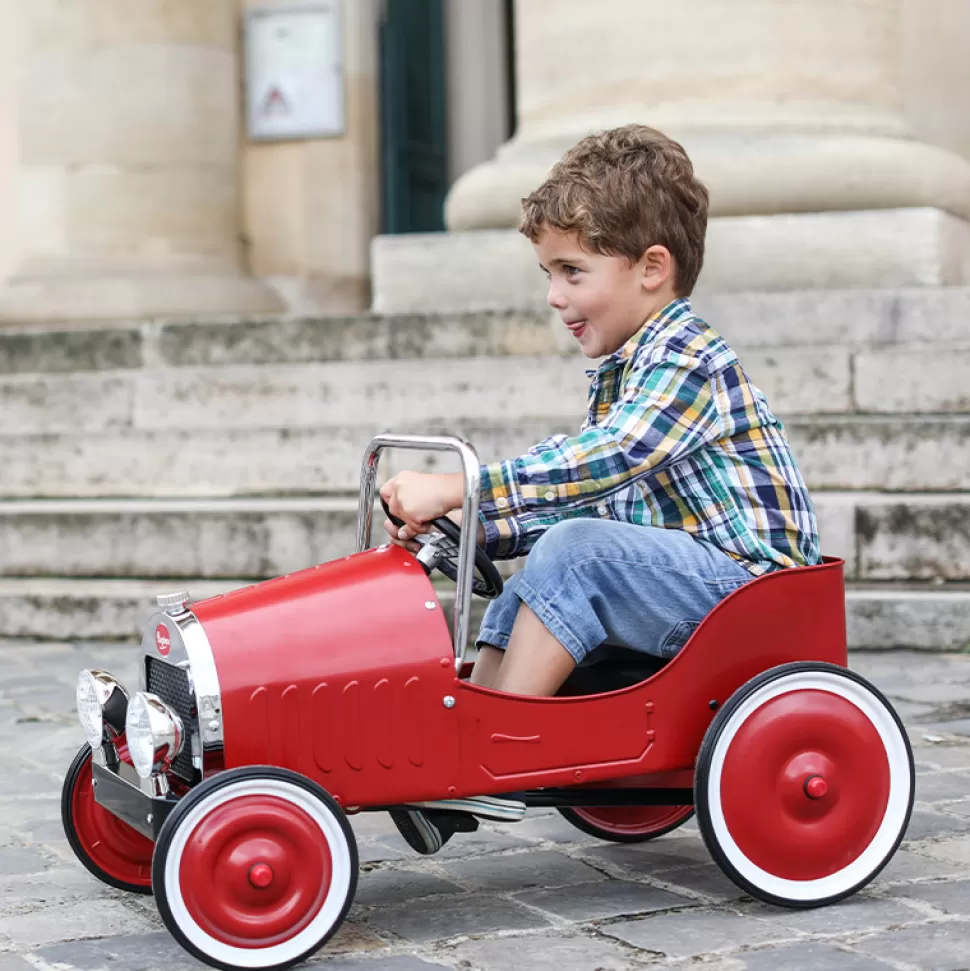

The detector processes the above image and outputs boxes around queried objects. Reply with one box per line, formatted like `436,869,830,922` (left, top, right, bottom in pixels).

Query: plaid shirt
479,298,820,576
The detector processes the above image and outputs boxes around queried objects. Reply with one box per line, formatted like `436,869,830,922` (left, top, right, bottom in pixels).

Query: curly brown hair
518,125,709,295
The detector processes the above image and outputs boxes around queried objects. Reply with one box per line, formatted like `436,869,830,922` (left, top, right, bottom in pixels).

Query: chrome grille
146,657,196,782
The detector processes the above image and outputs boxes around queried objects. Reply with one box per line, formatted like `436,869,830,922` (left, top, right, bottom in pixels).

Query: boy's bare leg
492,603,576,696
469,645,504,687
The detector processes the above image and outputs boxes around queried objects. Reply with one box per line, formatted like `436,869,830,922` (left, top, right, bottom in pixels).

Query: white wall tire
152,767,357,970
695,662,914,908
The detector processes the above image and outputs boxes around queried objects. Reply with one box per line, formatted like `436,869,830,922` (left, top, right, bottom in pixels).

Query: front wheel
558,805,693,843
695,662,914,909
152,766,358,971
61,744,154,893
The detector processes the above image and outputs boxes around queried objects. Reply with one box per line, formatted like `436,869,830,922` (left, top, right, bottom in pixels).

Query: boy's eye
563,265,581,278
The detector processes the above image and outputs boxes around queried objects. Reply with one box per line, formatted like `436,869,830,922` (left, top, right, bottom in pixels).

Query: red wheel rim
720,688,890,881
570,805,693,837
179,794,333,948
70,754,154,888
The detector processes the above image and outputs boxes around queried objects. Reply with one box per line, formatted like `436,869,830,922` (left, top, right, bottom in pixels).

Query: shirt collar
585,298,693,378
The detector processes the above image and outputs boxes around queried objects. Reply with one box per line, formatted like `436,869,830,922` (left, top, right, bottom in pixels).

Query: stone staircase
1,288,969,650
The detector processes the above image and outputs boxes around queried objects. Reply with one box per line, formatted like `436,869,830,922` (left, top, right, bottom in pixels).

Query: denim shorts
478,519,754,664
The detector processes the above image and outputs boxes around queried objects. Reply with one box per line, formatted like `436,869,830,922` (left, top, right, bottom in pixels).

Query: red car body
192,545,847,809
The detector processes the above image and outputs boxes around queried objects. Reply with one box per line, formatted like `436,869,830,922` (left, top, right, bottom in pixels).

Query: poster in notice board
245,1,345,141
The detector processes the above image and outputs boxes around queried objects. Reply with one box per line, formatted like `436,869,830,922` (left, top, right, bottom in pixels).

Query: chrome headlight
125,692,184,780
76,670,129,749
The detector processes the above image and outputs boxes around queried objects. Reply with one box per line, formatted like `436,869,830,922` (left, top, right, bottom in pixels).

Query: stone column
374,0,970,311
0,0,282,324
443,0,511,186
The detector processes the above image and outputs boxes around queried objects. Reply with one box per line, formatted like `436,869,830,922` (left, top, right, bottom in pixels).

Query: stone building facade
1,0,969,322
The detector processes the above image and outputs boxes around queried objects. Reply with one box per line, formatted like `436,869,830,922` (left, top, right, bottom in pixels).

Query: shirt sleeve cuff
481,514,521,560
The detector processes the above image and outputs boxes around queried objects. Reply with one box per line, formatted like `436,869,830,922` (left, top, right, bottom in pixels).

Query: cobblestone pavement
2,642,970,971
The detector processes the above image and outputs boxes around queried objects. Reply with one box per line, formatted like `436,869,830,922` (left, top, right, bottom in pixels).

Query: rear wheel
153,766,357,971
61,744,154,893
695,662,914,908
558,805,693,843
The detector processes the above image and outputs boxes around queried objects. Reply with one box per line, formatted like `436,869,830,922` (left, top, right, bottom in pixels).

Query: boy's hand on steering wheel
379,471,502,599
379,471,486,546
381,519,422,552
380,471,462,541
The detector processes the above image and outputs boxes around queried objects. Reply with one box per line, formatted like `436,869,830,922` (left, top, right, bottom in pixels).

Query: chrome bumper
91,747,177,841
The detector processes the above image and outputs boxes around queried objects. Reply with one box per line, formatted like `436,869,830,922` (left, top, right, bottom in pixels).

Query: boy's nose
547,283,568,310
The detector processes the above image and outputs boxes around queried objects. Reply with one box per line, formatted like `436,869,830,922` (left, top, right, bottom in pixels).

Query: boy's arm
479,357,722,556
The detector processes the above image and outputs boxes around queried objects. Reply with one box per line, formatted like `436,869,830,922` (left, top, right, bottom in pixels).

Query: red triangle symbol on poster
262,86,290,116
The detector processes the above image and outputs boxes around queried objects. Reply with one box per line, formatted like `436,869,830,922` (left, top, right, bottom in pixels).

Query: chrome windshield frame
356,433,481,672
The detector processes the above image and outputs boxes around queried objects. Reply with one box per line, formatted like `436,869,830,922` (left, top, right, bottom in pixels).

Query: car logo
155,625,172,656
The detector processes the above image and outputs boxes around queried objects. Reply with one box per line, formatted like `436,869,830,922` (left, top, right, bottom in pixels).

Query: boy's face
533,227,674,359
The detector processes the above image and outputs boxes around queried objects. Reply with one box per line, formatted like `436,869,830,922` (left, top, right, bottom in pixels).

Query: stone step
0,415,966,498
3,343,969,450
0,578,238,642
3,289,970,376
0,497,363,581
812,493,970,581
0,492,968,581
1,576,966,652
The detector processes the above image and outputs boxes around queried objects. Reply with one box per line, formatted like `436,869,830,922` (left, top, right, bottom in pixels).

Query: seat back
556,557,847,697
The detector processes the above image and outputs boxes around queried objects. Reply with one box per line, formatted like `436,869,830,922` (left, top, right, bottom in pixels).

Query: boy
380,124,820,854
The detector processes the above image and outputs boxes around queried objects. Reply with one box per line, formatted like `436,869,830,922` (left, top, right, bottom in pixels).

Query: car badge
155,625,172,657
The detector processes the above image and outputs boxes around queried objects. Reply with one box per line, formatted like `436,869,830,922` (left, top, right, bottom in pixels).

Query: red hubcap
720,688,890,881
571,805,693,837
248,863,274,889
71,753,154,888
179,794,332,947
805,775,828,800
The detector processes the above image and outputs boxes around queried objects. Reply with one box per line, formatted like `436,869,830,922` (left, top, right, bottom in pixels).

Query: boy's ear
640,244,675,293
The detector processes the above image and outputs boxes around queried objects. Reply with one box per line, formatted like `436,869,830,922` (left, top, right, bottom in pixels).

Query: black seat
557,645,669,696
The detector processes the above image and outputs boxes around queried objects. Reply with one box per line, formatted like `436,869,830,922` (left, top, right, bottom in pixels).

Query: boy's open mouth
565,319,587,337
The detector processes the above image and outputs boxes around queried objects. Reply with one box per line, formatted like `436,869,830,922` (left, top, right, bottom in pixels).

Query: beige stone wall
0,0,23,284
902,0,970,164
240,0,381,314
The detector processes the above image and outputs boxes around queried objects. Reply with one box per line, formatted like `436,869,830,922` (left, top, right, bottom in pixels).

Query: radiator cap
156,591,191,616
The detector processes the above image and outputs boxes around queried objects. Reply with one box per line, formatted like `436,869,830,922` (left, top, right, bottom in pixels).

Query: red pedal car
62,434,914,971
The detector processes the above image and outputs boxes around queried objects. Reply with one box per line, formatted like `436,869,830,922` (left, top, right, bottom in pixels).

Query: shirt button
496,497,508,508
543,490,556,502
597,504,608,517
